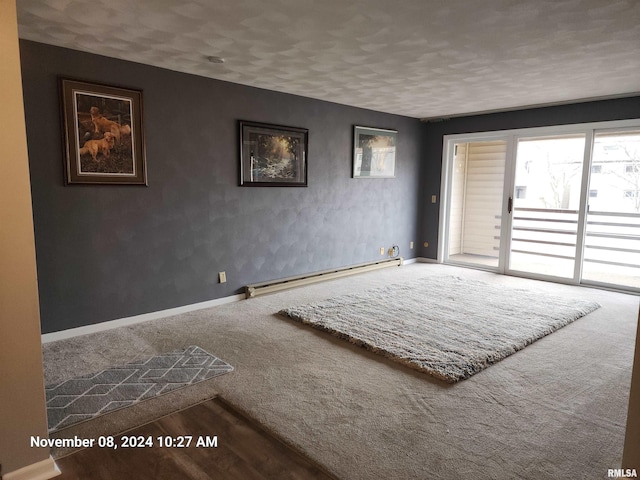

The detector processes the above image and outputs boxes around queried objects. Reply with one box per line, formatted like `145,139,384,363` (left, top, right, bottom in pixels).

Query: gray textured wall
20,41,424,334
419,97,640,260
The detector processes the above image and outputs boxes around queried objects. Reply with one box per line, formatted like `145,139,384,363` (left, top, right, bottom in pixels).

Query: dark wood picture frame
239,121,308,187
60,78,147,185
353,126,397,178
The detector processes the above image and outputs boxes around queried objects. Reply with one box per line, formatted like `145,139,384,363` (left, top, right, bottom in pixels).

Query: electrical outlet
218,271,226,284
410,241,414,249
379,247,385,255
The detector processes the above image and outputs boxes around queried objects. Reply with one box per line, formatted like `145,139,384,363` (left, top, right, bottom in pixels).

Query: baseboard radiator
245,257,403,298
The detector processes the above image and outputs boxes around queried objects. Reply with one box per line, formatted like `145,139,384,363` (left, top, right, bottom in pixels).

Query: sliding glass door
446,140,507,269
440,120,640,293
582,130,640,289
507,135,586,279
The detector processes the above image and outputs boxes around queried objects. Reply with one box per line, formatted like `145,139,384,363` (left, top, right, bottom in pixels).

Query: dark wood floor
55,397,339,480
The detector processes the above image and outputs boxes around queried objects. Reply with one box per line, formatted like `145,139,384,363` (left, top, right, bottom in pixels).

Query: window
589,190,598,198
624,190,638,198
626,164,639,174
591,165,602,173
515,186,526,199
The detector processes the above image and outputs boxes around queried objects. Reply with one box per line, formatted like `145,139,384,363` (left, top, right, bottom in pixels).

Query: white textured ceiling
16,0,640,119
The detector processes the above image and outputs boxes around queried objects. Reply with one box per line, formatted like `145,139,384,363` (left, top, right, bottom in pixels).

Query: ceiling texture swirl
16,0,640,119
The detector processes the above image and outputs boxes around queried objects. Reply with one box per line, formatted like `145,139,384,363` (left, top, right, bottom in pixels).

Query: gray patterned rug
279,276,600,382
46,345,233,432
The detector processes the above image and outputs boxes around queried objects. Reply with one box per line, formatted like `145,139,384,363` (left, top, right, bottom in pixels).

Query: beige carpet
43,264,639,479
280,275,600,382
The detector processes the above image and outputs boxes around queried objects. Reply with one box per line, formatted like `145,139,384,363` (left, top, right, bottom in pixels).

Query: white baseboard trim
41,259,439,343
41,294,245,343
415,257,438,264
401,257,438,265
3,456,60,480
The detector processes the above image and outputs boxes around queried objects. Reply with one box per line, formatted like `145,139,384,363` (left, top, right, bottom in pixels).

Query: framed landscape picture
60,78,147,185
239,121,308,186
353,126,397,178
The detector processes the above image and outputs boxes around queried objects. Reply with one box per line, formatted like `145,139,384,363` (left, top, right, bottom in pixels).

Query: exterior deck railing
510,207,640,269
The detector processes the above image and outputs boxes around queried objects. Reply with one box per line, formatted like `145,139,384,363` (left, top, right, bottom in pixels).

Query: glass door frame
438,133,514,273
504,131,593,284
581,125,640,293
438,118,640,292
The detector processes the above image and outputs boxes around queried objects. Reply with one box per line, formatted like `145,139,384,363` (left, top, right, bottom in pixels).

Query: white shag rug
279,276,601,382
